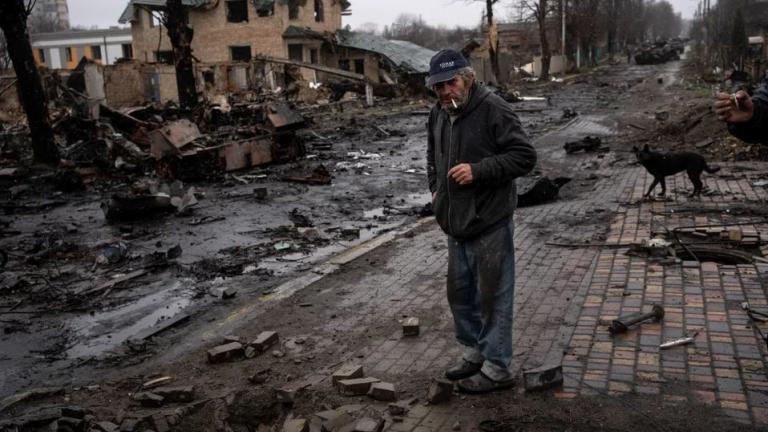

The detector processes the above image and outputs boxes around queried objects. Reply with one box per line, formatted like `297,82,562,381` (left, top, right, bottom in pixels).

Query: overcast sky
69,0,699,30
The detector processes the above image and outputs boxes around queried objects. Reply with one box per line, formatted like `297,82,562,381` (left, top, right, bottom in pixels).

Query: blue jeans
446,219,515,381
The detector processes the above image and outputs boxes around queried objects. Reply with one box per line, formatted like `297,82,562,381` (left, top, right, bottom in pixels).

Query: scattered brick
282,418,309,432
353,417,384,432
314,410,352,432
332,364,364,386
337,377,381,396
402,317,420,336
251,331,280,352
367,382,397,401
207,342,244,363
152,385,195,403
132,391,164,407
427,378,453,404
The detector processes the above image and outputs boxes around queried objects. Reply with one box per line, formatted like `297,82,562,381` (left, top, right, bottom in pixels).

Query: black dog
632,144,720,197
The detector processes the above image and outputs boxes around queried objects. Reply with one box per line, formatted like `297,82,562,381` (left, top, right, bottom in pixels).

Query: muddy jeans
446,218,515,381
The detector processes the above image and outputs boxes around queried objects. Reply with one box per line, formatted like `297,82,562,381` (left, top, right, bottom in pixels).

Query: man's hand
714,91,754,123
447,163,474,185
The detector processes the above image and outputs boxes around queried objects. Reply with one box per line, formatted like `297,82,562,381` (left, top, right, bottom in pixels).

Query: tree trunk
486,0,500,85
165,0,197,109
0,0,60,165
538,0,551,80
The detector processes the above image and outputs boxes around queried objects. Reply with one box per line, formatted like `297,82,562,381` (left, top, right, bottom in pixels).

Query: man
714,85,767,144
426,49,537,393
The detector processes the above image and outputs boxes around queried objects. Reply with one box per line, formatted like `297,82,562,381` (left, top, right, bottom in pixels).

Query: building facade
118,0,345,64
31,28,134,69
31,0,71,30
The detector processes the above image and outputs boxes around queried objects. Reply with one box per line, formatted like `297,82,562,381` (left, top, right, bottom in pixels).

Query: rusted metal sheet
267,102,305,130
218,138,273,171
149,119,202,159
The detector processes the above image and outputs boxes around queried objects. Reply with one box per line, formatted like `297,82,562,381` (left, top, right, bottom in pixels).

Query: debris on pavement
282,165,333,185
426,378,453,405
517,177,572,208
563,136,606,154
608,305,665,335
659,332,698,350
402,317,420,336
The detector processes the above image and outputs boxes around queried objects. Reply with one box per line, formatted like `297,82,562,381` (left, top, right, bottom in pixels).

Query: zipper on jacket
446,117,454,235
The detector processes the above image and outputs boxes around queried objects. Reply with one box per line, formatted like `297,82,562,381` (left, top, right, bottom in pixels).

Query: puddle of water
66,279,194,358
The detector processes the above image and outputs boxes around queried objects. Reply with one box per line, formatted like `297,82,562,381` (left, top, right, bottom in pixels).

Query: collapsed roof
118,0,212,23
335,31,435,74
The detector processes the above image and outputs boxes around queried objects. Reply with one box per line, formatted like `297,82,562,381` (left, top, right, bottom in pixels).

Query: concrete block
251,331,279,352
353,417,384,432
315,410,352,432
221,287,238,299
332,364,364,386
152,385,195,403
387,402,408,416
133,391,164,407
94,422,119,432
402,317,419,336
367,382,396,401
151,414,170,432
427,378,453,404
337,377,381,396
282,419,309,432
207,342,244,363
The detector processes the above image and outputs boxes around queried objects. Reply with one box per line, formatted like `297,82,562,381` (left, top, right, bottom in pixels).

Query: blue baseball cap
426,49,469,87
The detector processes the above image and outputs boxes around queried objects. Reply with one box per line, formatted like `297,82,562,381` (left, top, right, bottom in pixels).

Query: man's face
434,75,472,112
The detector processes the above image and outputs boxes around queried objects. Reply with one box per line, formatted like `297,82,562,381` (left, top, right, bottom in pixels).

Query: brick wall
104,61,146,107
131,0,342,64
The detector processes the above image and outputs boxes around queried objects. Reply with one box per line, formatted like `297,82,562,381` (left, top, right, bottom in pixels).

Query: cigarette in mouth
451,98,458,109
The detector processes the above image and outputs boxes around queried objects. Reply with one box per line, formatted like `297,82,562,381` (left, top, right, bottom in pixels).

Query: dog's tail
704,164,721,174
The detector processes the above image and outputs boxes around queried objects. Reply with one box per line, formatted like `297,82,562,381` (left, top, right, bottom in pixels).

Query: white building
30,28,133,70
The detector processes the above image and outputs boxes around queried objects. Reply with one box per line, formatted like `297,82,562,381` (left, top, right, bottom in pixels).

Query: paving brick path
290,161,768,430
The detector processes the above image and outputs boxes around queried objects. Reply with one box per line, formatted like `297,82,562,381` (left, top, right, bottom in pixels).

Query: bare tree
0,0,60,165
147,0,198,109
518,0,553,79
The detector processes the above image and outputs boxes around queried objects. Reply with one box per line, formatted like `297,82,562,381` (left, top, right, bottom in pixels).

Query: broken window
288,44,303,62
122,43,133,59
148,10,158,27
226,0,248,22
288,0,300,19
338,59,350,71
255,0,274,17
65,47,73,62
313,0,324,22
310,48,318,64
91,45,102,60
230,45,252,61
203,70,215,85
38,49,45,63
155,50,174,64
354,59,364,75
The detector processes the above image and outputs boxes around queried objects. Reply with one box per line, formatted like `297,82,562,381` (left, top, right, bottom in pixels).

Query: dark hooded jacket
427,82,537,240
728,83,768,144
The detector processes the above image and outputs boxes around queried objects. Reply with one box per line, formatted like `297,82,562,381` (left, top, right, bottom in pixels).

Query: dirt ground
2,50,767,431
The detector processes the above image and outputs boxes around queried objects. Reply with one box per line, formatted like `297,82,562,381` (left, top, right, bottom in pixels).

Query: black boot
445,360,482,380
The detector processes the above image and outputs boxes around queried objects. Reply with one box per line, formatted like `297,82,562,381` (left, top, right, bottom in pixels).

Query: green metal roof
336,31,435,74
118,0,212,24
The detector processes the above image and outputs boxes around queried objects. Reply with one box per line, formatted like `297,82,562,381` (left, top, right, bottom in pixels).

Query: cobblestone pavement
269,159,768,431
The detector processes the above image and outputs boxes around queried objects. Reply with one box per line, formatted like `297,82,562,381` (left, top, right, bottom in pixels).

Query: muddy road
0,56,713,422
